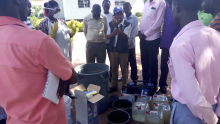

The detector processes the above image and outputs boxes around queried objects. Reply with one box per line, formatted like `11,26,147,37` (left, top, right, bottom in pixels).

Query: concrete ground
70,32,172,124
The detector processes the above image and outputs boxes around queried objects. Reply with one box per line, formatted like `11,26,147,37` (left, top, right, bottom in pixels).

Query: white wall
126,0,144,15
63,0,115,20
31,0,144,20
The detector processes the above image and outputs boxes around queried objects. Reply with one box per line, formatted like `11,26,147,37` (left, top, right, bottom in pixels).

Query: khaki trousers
110,50,129,88
86,42,106,63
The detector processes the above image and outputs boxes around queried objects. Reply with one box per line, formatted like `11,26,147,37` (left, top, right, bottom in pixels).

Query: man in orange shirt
0,0,78,124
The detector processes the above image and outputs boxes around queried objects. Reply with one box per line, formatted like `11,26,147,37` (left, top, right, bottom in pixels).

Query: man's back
0,17,72,124
170,20,220,120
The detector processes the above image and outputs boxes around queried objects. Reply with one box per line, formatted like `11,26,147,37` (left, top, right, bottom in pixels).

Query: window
115,0,125,6
78,0,90,8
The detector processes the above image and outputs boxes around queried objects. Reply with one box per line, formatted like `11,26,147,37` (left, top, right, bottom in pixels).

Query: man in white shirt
101,0,113,80
123,2,139,82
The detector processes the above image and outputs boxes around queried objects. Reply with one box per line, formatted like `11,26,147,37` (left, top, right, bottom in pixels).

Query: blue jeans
170,102,217,124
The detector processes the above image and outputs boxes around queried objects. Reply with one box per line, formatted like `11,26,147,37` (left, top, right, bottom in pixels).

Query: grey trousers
170,102,217,124
86,42,106,63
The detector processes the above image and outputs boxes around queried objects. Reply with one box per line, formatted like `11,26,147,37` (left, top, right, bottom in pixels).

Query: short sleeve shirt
0,17,73,124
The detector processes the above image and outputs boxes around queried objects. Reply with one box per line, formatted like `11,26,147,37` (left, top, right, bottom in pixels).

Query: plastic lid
138,95,141,97
129,82,133,85
154,103,158,107
148,83,151,86
121,94,124,97
146,111,150,114
154,95,157,98
68,115,71,117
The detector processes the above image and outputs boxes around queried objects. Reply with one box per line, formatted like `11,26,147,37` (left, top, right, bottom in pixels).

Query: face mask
53,12,61,19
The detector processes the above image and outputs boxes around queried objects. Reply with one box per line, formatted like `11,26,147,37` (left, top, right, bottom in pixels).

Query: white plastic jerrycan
136,95,153,110
132,102,150,122
153,103,171,124
119,93,135,104
145,110,164,124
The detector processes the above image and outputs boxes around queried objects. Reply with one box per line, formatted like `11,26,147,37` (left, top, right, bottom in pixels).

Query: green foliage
144,0,148,3
29,16,44,29
30,5,44,19
136,12,142,17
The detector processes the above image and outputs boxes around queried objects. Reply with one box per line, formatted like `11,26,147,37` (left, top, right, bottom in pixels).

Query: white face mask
53,12,61,19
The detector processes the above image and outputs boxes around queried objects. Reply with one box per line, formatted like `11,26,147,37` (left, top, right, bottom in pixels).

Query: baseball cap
113,6,123,14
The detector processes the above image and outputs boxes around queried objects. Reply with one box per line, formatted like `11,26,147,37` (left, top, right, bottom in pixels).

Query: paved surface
70,32,172,124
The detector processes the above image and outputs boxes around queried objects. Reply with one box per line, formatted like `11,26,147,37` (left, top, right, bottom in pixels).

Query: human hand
112,29,119,36
138,31,146,40
112,16,118,28
57,79,68,99
49,22,58,38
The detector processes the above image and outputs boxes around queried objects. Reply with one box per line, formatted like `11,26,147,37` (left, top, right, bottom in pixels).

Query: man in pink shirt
169,0,220,123
138,0,166,92
0,0,78,124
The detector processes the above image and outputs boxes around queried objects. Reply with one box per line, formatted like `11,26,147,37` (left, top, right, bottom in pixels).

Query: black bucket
112,99,133,114
107,110,130,124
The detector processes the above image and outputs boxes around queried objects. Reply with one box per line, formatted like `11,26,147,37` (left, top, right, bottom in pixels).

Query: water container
145,111,164,124
113,99,133,114
67,115,73,124
107,110,130,124
151,95,168,109
136,95,153,110
63,95,72,117
132,102,150,122
75,63,109,114
153,103,171,124
119,93,135,104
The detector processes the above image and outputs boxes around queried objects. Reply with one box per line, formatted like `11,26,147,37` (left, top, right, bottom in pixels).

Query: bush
29,16,44,29
136,12,142,17
30,5,44,19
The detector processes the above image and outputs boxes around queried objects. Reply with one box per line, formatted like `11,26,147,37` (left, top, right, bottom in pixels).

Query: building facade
31,0,145,20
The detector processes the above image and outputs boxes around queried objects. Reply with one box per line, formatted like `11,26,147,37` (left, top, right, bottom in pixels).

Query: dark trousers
128,48,138,81
0,119,6,124
159,48,169,90
140,38,160,87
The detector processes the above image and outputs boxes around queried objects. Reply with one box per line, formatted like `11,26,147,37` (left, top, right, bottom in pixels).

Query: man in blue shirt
157,0,181,94
123,2,139,82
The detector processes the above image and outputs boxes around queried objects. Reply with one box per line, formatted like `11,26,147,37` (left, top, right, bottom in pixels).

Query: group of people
1,0,220,124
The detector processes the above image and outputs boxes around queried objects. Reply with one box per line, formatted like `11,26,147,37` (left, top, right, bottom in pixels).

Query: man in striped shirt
0,106,6,124
202,0,220,32
23,1,34,29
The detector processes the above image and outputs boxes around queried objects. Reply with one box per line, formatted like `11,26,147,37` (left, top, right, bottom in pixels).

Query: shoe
118,77,122,81
122,86,127,93
156,89,167,95
109,87,118,93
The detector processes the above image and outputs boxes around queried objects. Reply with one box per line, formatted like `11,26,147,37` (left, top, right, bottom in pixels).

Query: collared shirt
0,106,6,120
0,16,73,124
198,10,213,26
160,3,181,49
124,14,139,49
23,17,34,29
209,12,220,32
107,20,132,47
139,0,166,41
83,14,108,43
169,20,220,124
101,12,113,44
